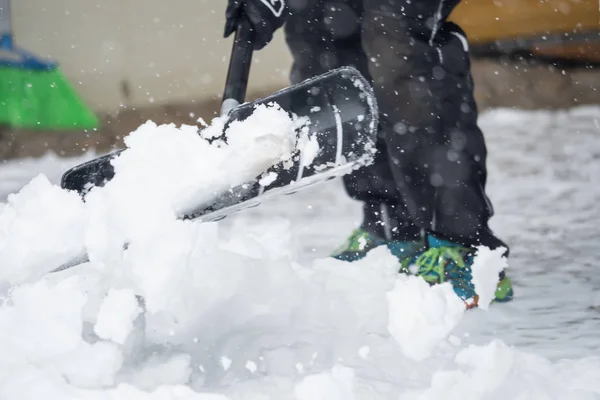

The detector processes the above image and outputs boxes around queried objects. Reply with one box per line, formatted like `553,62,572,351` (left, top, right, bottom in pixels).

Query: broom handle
0,0,10,36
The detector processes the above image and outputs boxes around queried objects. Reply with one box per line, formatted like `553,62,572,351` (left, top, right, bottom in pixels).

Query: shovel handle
220,18,254,117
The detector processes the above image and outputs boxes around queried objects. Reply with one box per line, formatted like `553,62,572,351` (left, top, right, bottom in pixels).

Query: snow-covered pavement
0,106,599,399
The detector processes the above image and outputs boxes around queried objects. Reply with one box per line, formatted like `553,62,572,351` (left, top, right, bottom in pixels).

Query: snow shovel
56,21,377,270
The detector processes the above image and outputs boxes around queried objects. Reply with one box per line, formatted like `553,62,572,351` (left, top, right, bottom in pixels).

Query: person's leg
360,0,512,304
285,0,423,259
360,0,503,248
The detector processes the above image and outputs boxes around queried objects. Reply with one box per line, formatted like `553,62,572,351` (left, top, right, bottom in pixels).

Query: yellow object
450,0,600,62
450,0,599,44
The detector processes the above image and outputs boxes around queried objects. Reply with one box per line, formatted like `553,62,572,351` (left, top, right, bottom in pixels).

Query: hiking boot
331,228,425,265
411,235,514,308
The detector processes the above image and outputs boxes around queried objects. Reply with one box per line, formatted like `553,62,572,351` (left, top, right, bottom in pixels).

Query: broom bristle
0,66,99,130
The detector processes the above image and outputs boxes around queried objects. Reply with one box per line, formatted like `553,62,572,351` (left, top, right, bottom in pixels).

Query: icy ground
1,106,599,399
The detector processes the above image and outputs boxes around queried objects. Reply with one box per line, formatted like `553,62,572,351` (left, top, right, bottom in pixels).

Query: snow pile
0,103,304,285
294,365,356,400
0,176,88,283
85,103,304,252
0,276,125,394
104,103,300,220
387,276,466,361
471,246,508,310
403,340,600,400
0,106,600,399
94,288,142,345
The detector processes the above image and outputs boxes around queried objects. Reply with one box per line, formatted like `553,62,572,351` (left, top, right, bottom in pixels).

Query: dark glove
224,0,288,50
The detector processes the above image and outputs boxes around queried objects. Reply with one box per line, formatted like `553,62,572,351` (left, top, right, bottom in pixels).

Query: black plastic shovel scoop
60,21,378,224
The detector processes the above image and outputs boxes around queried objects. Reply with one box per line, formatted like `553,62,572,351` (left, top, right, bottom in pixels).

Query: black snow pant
285,0,507,251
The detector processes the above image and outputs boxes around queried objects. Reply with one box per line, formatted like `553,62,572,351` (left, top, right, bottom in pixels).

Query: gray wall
12,0,293,111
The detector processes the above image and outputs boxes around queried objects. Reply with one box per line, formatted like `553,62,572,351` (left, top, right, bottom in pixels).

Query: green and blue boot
411,235,514,308
330,228,425,270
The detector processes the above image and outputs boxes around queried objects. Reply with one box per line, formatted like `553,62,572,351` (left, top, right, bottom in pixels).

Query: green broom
0,0,98,130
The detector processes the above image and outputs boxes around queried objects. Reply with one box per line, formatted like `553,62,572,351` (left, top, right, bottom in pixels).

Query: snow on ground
0,151,97,201
0,105,599,399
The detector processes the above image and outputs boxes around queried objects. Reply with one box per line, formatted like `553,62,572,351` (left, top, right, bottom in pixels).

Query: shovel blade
61,66,378,195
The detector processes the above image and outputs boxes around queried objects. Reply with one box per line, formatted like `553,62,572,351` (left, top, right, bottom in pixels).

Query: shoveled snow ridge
0,106,599,399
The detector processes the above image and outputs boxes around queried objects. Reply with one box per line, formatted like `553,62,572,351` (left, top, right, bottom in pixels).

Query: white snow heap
94,288,142,345
387,275,466,361
401,339,600,400
0,175,88,284
471,246,509,310
0,106,599,398
294,364,356,400
0,103,305,286
86,102,302,246
127,353,193,391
